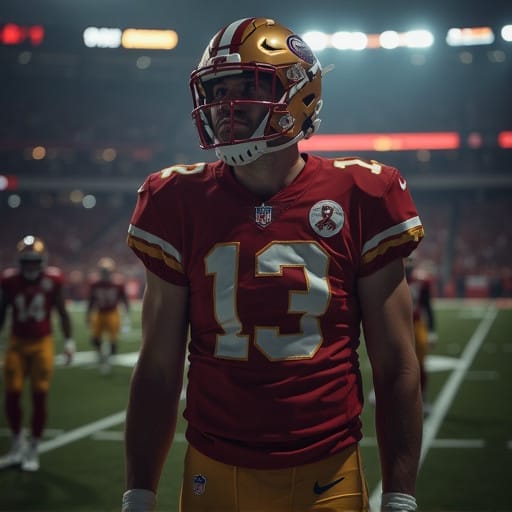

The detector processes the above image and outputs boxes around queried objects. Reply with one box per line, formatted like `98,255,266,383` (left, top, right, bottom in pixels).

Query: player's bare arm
125,269,189,493
358,258,422,496
0,291,8,331
55,287,72,339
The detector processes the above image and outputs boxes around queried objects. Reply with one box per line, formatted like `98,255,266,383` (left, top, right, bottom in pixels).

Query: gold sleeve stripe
362,216,422,256
127,226,184,274
127,235,184,273
362,225,425,264
128,224,182,262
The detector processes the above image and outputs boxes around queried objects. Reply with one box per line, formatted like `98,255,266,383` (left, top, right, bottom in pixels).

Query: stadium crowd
1,191,511,301
1,29,510,303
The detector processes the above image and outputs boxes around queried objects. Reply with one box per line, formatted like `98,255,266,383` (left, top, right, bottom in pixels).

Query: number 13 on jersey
205,241,331,362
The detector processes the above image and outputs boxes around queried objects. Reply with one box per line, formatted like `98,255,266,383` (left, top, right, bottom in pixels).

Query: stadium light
498,131,512,148
83,27,122,48
501,25,512,42
302,31,329,51
331,31,368,50
303,29,432,50
83,26,178,50
298,132,460,152
0,175,18,193
446,27,495,46
121,29,178,50
380,31,400,49
0,23,44,46
403,30,434,48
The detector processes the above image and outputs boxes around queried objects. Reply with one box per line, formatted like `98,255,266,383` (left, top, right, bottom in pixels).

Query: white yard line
369,304,498,511
37,411,126,454
360,437,484,448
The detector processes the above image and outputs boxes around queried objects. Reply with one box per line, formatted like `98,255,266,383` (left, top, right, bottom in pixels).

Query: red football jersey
0,266,65,339
127,154,424,469
88,280,126,312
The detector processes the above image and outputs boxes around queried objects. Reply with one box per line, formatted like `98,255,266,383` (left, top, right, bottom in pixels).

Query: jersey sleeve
46,266,65,287
357,166,424,277
127,171,188,286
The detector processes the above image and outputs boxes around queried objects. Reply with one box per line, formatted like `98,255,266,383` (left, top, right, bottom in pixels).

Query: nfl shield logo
255,205,273,227
192,474,207,496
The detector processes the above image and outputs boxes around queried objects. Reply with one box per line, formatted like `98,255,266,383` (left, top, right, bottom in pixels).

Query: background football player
0,235,75,471
86,256,130,374
405,255,438,416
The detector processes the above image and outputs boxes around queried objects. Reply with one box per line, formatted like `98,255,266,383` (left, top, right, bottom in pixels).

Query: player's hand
122,315,132,334
122,489,156,512
64,338,76,365
427,331,438,348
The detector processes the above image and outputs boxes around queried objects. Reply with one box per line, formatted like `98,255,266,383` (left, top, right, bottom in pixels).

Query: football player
123,18,423,512
405,256,438,417
0,235,75,471
86,257,130,374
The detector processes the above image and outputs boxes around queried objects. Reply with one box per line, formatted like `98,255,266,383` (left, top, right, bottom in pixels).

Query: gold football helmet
98,257,115,280
190,17,323,165
17,235,47,280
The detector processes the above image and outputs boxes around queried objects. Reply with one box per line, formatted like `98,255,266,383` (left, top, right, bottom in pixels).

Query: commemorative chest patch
309,200,345,237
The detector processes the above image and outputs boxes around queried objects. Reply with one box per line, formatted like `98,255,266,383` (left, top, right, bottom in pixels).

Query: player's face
20,260,42,281
209,74,274,144
100,268,112,281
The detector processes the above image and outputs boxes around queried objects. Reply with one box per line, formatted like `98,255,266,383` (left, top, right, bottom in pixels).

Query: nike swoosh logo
313,476,345,495
399,177,407,190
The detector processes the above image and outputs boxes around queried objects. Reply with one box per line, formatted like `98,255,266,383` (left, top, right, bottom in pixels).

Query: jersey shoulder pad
137,162,210,196
1,267,18,281
112,275,125,286
45,266,64,283
331,157,398,198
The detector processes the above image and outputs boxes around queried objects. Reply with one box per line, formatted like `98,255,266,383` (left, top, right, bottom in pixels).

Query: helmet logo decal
255,204,273,227
309,200,344,237
278,113,294,130
286,63,306,81
287,35,315,64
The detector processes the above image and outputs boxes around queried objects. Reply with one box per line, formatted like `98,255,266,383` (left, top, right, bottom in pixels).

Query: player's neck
231,146,305,200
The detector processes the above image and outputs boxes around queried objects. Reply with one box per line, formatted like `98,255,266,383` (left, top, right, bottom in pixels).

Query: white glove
64,338,76,365
427,331,438,346
122,489,156,512
381,492,417,511
122,315,132,334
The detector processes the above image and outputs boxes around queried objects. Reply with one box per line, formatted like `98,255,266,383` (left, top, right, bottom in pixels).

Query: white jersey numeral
206,242,331,361
14,293,46,322
334,158,382,174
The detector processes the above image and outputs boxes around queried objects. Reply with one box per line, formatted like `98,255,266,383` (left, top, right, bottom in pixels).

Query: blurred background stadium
1,0,511,299
1,1,512,510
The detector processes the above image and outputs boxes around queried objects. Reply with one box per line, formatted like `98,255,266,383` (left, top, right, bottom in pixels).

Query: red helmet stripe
216,17,255,55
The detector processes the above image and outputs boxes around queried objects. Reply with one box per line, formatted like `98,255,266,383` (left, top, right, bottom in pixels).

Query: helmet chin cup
216,130,305,166
22,269,41,281
215,140,266,166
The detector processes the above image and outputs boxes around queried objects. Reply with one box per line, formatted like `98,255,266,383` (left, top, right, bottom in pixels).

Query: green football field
0,299,511,511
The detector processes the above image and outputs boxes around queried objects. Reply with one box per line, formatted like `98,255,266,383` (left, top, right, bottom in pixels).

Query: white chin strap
215,101,323,166
214,133,301,166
